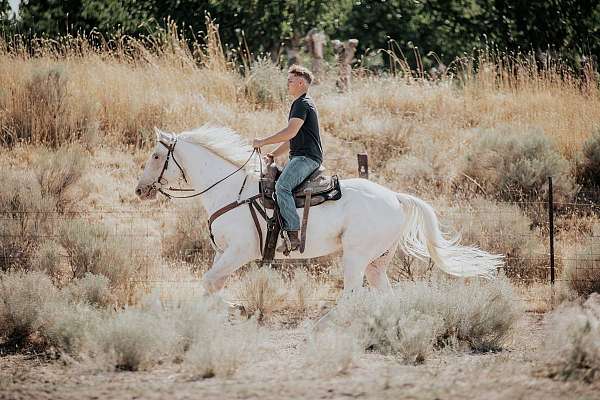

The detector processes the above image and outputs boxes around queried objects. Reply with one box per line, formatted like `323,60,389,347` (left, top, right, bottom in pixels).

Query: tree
0,0,11,19
17,0,154,36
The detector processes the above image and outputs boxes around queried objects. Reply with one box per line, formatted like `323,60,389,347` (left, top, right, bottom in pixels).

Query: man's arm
253,118,303,148
270,141,290,157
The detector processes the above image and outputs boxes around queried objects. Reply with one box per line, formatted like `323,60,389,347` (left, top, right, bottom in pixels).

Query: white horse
135,125,502,296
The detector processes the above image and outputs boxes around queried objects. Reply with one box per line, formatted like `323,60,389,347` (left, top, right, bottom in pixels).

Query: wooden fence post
548,176,555,285
357,153,368,179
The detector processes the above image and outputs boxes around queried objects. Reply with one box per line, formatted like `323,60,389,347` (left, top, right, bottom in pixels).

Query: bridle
148,133,267,256
151,135,257,200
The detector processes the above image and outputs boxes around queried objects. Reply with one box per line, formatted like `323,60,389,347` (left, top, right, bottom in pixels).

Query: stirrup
277,231,298,256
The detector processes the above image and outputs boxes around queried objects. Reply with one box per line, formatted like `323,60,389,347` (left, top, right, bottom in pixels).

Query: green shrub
464,126,575,202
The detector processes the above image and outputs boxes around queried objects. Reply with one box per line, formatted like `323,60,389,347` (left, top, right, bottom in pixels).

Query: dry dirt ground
1,313,598,400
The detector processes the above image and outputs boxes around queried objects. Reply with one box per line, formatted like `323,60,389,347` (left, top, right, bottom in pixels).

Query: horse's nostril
135,188,142,196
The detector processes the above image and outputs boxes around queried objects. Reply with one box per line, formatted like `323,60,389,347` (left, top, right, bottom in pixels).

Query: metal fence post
357,153,368,178
548,176,555,285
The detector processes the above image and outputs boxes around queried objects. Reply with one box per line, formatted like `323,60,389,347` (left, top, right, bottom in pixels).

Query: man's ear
154,127,162,142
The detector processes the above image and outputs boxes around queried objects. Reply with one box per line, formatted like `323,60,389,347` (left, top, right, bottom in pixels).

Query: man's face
287,73,305,95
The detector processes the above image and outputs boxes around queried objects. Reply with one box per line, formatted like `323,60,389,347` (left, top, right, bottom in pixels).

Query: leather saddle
259,163,342,209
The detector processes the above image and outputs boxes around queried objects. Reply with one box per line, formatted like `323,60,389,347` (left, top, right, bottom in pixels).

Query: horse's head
135,128,184,200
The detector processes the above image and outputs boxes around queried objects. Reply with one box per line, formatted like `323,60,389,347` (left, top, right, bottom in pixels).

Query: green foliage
12,1,600,70
17,0,155,37
464,126,575,202
0,0,10,19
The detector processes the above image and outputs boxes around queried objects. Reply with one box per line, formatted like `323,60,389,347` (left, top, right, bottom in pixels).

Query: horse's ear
154,127,162,142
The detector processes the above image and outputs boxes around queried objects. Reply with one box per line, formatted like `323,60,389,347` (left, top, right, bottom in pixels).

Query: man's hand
252,138,264,149
263,153,274,164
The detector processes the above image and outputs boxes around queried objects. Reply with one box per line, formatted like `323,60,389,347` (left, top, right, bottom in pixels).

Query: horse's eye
154,155,159,160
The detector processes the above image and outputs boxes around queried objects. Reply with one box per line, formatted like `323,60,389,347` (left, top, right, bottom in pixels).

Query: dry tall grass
1,23,599,325
564,224,600,297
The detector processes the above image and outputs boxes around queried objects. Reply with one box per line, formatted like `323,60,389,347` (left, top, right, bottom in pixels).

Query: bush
244,58,286,107
443,198,547,281
59,220,142,295
65,273,114,308
2,67,97,147
0,272,261,375
161,202,213,266
464,126,575,202
0,170,54,271
97,308,176,371
35,145,88,211
184,318,260,378
577,131,600,188
542,294,600,383
326,277,520,362
0,271,58,342
42,301,105,356
30,241,64,281
304,328,360,376
564,225,600,297
232,266,287,320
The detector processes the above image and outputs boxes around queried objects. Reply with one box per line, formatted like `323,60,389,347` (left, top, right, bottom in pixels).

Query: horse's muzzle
135,184,157,200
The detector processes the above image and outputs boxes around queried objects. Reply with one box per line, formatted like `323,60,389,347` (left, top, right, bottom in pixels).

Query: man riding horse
252,65,323,254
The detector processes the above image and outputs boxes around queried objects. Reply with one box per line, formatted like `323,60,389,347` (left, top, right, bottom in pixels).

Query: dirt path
1,314,598,400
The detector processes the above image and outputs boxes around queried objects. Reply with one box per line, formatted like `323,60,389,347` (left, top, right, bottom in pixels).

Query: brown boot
277,230,300,254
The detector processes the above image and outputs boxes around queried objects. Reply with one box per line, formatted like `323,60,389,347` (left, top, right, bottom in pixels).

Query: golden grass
0,25,598,306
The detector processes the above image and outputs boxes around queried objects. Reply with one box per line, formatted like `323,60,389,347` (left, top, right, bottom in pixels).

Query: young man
252,65,323,253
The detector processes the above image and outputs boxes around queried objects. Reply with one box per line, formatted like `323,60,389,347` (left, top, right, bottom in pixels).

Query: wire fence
1,172,599,298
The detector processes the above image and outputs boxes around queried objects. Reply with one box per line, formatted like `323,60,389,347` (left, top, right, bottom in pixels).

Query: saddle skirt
259,163,342,209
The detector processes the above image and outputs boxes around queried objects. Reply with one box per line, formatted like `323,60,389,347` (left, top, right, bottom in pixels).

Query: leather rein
153,138,266,255
153,138,257,200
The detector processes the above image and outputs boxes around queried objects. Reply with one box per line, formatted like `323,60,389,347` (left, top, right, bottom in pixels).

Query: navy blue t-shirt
288,93,323,164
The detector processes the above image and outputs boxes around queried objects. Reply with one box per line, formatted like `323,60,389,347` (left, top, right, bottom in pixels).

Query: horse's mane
179,124,260,175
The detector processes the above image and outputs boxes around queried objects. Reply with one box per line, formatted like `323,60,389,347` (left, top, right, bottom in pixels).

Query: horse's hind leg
365,246,395,292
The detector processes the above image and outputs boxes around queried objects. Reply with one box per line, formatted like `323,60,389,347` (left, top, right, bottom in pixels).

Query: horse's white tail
396,193,503,279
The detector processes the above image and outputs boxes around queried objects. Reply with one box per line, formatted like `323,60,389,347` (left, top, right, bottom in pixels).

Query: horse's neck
177,142,259,215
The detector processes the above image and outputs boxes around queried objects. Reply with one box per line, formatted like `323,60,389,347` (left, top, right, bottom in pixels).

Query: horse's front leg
202,246,251,294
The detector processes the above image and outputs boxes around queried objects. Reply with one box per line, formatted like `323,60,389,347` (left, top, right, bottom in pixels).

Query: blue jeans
275,156,320,231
